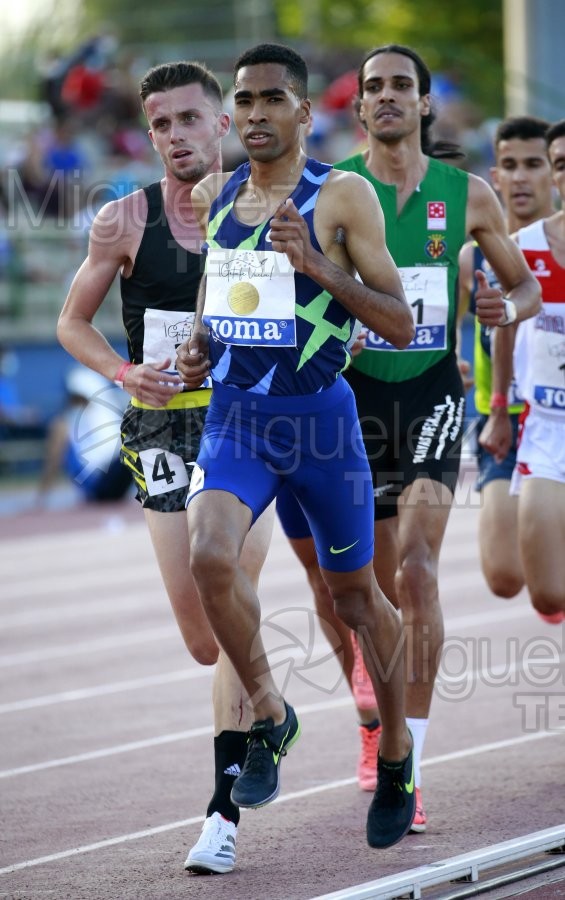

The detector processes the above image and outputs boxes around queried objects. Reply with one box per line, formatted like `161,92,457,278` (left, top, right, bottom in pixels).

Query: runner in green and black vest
276,44,540,833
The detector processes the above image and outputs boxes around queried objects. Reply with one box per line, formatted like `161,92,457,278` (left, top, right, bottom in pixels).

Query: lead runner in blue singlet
177,42,419,851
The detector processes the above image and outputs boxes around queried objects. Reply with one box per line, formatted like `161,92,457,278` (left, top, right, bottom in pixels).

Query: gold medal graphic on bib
228,282,260,315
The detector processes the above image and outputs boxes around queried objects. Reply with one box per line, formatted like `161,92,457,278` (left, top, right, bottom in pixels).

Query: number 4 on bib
138,448,189,497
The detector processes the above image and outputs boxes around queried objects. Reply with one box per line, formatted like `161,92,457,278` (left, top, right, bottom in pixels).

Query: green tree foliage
275,0,504,117
76,0,504,116
1,0,503,118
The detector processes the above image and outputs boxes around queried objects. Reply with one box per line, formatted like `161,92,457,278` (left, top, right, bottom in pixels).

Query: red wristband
490,392,508,410
114,361,134,389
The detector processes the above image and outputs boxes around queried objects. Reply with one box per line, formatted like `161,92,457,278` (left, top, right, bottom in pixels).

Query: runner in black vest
57,60,274,876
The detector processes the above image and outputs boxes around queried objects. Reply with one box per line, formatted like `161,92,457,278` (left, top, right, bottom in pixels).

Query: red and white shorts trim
510,409,565,495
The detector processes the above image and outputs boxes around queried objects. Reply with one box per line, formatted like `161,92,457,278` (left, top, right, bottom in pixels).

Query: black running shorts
344,355,465,520
120,403,208,512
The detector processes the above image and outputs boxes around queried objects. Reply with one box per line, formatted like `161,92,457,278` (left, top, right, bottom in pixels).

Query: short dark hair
139,61,223,106
495,116,550,147
547,119,565,149
356,43,461,158
233,43,308,99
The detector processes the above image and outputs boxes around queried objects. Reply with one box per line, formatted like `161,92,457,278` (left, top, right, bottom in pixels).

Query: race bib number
365,265,449,352
203,249,297,346
139,448,189,496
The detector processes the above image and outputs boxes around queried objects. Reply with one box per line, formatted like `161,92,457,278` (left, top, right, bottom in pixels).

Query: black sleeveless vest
120,182,203,363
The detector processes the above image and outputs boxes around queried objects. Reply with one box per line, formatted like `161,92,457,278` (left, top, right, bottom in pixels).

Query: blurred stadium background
1,0,564,482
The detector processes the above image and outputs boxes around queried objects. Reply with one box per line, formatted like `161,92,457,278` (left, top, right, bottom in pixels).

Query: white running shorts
510,410,565,494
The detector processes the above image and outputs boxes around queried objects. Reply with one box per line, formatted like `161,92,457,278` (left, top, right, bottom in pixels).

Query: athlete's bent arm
466,176,541,325
456,241,475,391
57,201,131,381
478,323,516,463
269,173,414,348
57,197,183,408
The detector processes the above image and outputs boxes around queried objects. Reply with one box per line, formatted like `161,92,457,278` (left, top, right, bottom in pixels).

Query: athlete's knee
396,548,438,611
330,587,373,630
530,587,565,616
189,535,239,596
186,634,219,666
484,568,524,600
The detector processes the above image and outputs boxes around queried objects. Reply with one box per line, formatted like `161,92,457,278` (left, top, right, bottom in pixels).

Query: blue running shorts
187,376,374,572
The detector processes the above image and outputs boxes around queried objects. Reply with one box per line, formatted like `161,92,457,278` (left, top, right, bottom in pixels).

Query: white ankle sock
406,717,429,788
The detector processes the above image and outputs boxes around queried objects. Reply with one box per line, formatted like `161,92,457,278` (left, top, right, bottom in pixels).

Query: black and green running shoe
230,701,301,809
366,742,416,848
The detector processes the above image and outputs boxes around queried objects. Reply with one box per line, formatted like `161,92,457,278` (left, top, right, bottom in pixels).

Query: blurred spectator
0,345,42,428
10,118,89,222
0,345,46,476
0,185,14,278
12,130,54,215
36,366,132,505
38,33,118,122
42,116,89,220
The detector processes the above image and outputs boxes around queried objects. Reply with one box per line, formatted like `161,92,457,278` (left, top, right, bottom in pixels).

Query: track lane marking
0,728,561,877
1,627,562,714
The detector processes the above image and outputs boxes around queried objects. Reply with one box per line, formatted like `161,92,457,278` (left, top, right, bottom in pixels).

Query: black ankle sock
360,717,381,731
206,730,248,825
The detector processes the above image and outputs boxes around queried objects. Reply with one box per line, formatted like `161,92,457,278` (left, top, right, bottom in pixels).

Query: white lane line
2,649,562,774
444,605,534,630
2,603,559,714
2,563,161,601
0,668,207,714
0,696,351,779
0,626,180,667
0,641,339,714
0,728,560,877
0,727,214,780
0,598,537,675
0,593,162,628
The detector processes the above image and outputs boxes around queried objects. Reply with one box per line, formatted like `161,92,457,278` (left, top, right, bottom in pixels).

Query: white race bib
143,309,211,389
204,249,297,346
365,265,449,352
143,309,197,375
138,448,189,496
532,307,565,411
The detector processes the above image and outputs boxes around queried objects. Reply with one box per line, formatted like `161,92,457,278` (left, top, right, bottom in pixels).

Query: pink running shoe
351,632,377,710
409,787,427,833
537,611,565,624
357,723,381,792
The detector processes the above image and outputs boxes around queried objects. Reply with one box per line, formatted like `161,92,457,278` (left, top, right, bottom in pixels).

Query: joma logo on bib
534,385,565,410
366,325,446,351
207,316,295,346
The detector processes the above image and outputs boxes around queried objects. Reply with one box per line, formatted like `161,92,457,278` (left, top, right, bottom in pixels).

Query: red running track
1,474,564,899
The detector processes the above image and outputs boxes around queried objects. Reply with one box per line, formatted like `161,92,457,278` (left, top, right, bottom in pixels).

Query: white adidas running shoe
184,812,237,874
